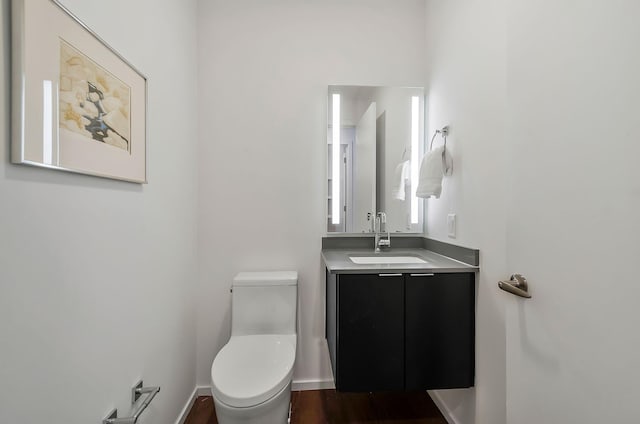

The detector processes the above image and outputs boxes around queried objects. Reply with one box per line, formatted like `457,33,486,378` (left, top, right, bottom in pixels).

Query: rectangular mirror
327,86,425,234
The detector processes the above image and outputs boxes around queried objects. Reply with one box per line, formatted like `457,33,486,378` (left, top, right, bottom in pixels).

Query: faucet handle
376,212,387,233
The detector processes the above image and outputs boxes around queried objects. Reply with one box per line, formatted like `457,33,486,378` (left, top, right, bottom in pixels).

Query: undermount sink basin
349,255,428,265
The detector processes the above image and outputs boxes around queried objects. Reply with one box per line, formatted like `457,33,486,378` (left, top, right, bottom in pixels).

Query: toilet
211,271,298,424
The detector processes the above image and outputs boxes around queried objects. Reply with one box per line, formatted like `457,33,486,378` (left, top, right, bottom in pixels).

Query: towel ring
429,126,448,150
429,126,452,176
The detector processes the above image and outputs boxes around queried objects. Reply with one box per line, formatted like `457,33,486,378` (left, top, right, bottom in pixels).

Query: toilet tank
231,271,298,336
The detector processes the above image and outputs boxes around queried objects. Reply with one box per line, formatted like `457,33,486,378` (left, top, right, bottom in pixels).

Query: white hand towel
416,146,444,199
392,160,410,201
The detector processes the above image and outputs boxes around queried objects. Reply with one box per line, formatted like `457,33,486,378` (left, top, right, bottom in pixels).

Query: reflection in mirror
327,86,425,234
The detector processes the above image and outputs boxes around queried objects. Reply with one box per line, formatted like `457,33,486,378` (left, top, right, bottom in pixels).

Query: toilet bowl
210,271,298,424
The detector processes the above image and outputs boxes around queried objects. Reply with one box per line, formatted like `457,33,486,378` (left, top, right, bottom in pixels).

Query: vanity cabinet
326,271,475,392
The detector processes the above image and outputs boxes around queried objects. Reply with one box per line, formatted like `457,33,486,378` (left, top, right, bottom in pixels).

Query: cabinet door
405,273,475,390
337,273,404,391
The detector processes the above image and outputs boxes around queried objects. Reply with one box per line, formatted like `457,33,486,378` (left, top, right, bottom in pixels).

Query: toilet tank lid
233,271,298,286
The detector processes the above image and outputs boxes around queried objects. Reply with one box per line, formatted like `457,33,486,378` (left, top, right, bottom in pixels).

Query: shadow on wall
517,302,559,373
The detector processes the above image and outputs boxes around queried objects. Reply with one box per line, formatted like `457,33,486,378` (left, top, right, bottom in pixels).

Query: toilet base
212,381,292,424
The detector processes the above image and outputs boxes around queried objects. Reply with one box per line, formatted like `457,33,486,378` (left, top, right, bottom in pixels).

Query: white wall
196,0,427,387
0,0,199,423
424,1,507,423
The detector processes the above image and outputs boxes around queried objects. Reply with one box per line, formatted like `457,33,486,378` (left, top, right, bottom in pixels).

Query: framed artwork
11,0,148,183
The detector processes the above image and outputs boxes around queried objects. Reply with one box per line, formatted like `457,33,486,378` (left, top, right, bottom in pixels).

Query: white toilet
211,271,298,424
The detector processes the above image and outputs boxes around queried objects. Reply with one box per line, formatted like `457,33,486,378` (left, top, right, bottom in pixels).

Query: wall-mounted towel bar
103,380,160,424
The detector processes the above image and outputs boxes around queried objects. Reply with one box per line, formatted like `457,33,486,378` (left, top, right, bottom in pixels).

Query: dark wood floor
184,390,448,424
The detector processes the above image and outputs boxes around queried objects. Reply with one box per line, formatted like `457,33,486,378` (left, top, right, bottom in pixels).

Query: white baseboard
195,386,212,396
175,387,197,424
427,390,460,424
174,386,213,424
291,378,335,391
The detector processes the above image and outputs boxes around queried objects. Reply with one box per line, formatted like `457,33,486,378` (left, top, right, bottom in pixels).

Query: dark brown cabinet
326,271,475,392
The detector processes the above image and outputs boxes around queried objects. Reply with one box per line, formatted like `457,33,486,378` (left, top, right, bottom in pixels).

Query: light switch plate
447,214,456,238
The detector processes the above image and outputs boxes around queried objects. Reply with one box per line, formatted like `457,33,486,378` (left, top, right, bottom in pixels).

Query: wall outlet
447,214,456,238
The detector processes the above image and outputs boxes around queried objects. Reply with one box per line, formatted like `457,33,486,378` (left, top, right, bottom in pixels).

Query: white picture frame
11,0,148,183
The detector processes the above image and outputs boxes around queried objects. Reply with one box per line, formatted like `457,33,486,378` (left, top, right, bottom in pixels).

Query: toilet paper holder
103,380,161,424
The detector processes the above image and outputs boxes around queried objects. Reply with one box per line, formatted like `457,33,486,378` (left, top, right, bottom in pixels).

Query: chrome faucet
374,212,391,252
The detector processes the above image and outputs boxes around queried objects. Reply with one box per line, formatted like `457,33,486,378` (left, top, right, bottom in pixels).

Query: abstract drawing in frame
11,0,147,183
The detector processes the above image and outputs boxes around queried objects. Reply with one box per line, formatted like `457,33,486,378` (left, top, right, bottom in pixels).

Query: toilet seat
211,334,296,408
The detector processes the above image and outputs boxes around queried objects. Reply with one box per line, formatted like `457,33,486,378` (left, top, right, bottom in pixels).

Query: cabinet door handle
378,273,402,277
410,273,434,277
